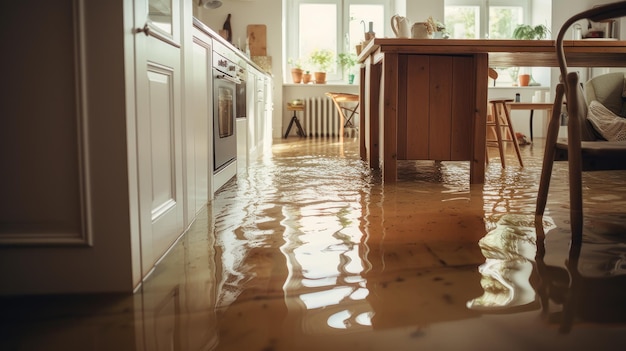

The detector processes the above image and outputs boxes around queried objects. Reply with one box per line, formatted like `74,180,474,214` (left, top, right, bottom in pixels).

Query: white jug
391,15,411,38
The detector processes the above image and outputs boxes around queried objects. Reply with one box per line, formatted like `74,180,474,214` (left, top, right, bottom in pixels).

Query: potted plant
338,52,358,84
512,24,550,40
511,24,550,86
427,17,449,39
309,49,334,84
302,70,312,84
288,58,303,84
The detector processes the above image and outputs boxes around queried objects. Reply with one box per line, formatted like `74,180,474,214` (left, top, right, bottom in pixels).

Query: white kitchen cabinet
187,26,213,221
245,65,272,161
263,75,274,154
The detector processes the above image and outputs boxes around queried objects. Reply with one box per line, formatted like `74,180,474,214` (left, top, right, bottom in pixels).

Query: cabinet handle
135,24,150,36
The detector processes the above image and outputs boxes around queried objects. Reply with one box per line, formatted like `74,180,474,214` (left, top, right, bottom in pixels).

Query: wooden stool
284,101,306,138
486,98,524,168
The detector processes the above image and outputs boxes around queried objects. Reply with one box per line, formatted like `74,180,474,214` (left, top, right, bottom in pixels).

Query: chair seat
554,140,626,170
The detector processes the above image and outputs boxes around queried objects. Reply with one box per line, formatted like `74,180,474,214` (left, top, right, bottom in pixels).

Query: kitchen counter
357,38,626,184
193,18,271,77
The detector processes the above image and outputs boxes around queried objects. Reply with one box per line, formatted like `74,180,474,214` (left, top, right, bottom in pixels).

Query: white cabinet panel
135,0,185,275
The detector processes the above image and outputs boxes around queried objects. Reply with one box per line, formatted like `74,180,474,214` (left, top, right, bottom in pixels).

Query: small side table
284,101,306,138
506,102,554,142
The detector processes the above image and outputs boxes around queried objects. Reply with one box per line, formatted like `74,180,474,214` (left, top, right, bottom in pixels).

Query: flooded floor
2,137,626,350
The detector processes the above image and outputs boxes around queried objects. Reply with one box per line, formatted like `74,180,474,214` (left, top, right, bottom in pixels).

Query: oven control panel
213,41,238,78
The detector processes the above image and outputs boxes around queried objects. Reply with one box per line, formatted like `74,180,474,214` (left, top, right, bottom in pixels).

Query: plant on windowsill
512,24,550,40
511,24,550,86
338,52,358,84
309,49,334,84
302,70,312,84
288,58,304,84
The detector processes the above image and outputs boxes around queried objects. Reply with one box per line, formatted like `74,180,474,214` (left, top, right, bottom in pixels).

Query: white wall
406,1,443,25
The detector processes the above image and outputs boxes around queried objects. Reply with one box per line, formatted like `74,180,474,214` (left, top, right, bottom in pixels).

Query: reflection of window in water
149,0,173,35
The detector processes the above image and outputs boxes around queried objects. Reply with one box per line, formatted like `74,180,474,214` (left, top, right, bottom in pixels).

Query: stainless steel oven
213,41,240,172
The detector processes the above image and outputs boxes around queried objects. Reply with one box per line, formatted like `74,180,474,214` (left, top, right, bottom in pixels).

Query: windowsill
283,83,359,87
489,84,549,89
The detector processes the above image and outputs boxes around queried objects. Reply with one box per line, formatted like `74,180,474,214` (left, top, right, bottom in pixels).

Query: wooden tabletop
506,102,554,109
358,39,626,68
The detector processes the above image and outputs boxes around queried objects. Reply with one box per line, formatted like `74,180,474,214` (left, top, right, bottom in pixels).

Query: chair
325,92,359,137
485,68,524,167
584,71,625,117
536,1,626,245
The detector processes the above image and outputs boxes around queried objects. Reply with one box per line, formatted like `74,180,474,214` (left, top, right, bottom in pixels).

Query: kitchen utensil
247,24,267,56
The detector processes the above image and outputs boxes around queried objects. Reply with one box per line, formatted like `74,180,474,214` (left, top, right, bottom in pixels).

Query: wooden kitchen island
357,39,626,183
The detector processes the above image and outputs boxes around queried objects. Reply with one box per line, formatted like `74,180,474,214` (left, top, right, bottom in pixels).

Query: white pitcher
391,15,411,38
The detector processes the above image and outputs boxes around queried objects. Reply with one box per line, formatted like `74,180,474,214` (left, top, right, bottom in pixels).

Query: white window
445,0,543,85
286,0,390,82
444,0,529,39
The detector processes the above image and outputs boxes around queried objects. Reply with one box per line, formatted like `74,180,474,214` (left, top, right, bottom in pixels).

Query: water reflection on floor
3,137,626,351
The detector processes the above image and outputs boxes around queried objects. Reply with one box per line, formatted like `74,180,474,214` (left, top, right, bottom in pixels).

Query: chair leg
567,111,584,246
536,84,565,218
492,102,506,168
503,102,524,167
284,111,306,138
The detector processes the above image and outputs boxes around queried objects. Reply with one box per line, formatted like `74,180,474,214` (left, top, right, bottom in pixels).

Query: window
287,0,389,82
444,0,529,39
445,0,536,85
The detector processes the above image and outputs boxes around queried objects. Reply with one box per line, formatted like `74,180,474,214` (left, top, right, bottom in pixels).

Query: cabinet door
134,0,185,274
402,55,475,161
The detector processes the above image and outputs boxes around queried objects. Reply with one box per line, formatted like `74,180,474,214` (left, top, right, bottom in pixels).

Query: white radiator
301,96,341,138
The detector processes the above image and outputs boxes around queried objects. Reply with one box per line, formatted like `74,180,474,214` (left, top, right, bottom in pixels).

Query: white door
134,0,184,274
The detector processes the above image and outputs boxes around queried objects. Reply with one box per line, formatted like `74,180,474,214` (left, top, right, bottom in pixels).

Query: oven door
213,72,237,172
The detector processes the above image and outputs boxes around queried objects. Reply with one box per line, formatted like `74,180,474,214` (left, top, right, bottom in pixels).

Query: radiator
301,96,341,138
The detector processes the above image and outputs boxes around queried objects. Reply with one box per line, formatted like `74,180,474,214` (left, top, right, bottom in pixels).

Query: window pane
445,6,480,39
348,4,384,53
299,3,337,71
149,0,173,35
489,6,524,39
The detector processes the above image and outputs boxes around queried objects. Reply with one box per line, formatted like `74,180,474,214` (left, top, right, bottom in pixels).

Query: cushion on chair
584,72,625,117
587,100,626,141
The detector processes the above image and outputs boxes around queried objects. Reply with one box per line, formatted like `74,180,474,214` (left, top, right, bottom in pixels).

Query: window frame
445,0,530,39
286,0,390,83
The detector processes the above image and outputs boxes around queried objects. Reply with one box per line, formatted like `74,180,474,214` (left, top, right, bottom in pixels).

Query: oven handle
215,74,241,85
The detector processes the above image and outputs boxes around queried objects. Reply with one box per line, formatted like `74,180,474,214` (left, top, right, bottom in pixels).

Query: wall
406,1,443,24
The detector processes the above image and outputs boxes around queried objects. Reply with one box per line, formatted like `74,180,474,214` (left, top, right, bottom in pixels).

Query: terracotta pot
519,74,530,86
314,72,326,84
302,73,312,84
291,68,303,84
